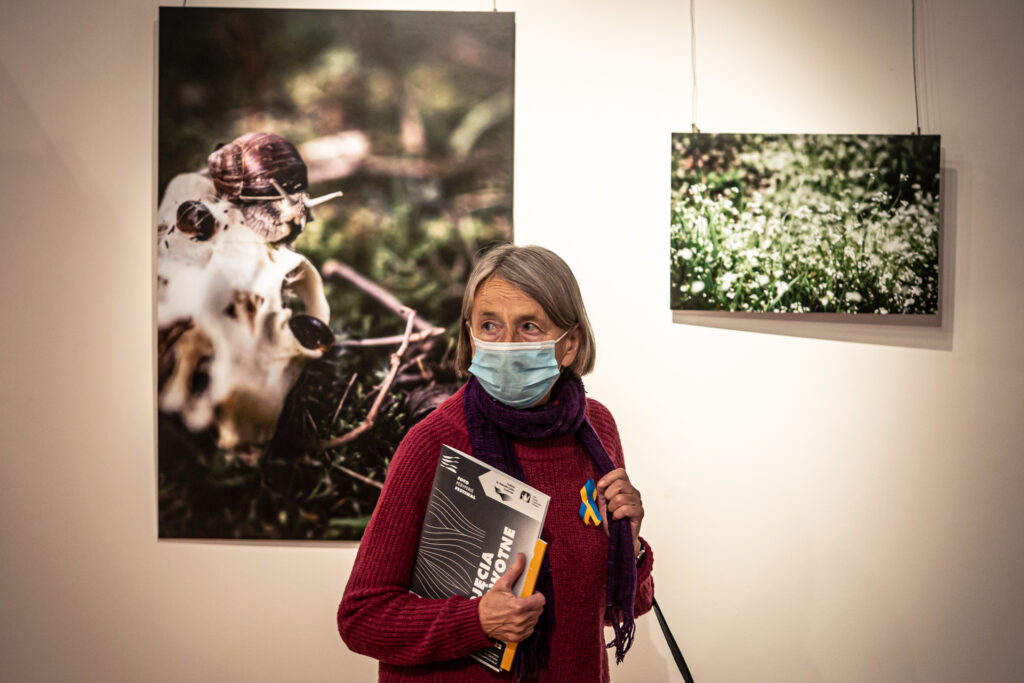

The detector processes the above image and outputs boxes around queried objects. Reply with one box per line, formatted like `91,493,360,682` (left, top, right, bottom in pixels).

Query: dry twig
336,327,445,347
320,308,419,450
331,372,359,425
321,260,435,333
329,462,383,490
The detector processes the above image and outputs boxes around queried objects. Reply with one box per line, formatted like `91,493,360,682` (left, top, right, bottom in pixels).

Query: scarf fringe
607,608,637,664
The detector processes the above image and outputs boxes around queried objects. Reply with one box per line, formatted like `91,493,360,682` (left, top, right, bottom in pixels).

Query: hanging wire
912,0,921,134
690,0,700,133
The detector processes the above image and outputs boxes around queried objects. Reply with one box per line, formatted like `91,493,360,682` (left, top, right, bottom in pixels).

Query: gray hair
455,244,597,376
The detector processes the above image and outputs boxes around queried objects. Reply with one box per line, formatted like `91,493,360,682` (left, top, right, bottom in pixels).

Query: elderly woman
338,245,654,682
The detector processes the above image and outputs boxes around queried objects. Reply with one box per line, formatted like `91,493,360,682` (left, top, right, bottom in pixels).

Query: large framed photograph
670,133,941,317
156,8,514,540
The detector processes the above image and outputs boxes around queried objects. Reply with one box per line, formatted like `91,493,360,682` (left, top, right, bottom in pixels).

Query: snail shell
208,132,311,243
208,132,308,199
288,314,335,351
175,200,216,241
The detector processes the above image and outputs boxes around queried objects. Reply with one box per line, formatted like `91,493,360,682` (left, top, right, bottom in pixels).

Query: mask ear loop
555,323,579,371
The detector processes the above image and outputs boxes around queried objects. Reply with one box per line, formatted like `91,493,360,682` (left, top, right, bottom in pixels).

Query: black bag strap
651,596,695,683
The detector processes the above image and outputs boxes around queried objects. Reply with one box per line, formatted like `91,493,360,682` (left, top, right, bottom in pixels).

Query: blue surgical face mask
468,329,571,409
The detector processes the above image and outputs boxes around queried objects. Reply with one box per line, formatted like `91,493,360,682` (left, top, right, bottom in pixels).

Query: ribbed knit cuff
448,596,495,655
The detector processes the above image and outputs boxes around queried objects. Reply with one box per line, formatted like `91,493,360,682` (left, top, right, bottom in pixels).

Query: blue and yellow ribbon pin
579,478,602,526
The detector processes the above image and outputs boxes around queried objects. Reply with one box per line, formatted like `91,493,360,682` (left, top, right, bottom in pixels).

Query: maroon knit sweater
338,385,654,682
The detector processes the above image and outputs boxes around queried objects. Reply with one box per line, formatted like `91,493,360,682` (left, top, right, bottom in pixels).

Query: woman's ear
557,326,581,370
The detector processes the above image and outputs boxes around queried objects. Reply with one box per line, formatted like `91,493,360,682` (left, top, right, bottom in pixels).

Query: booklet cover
410,444,550,671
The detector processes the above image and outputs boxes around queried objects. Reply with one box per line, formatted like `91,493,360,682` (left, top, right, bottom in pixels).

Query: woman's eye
481,322,496,331
522,322,540,333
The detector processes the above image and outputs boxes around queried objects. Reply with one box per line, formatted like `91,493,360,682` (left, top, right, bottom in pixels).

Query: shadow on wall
672,166,958,352
701,540,918,683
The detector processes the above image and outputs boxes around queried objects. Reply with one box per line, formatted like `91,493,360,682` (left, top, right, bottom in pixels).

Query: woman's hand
596,468,644,555
478,553,546,642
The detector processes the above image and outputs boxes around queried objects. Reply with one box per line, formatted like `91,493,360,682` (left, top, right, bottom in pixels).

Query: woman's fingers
595,468,644,551
480,591,546,642
597,470,640,502
478,553,546,642
597,470,642,516
596,468,628,492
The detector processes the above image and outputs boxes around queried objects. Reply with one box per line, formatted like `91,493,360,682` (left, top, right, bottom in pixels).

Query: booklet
410,444,550,672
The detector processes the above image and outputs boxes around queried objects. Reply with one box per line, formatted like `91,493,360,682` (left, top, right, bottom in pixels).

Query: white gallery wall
2,0,1022,681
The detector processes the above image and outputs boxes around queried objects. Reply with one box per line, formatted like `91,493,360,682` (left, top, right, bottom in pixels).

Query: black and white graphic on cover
479,470,546,521
411,446,550,601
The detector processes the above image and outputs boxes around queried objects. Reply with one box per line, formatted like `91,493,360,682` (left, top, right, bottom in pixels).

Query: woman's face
468,276,579,370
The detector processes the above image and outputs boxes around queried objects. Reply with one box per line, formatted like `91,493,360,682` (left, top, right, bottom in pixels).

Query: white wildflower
882,238,903,253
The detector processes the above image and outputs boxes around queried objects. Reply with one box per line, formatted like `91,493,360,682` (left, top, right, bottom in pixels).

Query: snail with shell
207,132,342,243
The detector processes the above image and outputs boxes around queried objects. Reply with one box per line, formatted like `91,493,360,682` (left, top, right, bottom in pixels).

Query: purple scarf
464,373,637,679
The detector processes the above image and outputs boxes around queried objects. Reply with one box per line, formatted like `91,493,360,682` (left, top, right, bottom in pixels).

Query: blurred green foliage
157,8,513,540
670,134,940,314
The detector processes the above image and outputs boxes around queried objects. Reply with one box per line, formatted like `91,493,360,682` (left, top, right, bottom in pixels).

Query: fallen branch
321,260,435,334
320,308,418,450
331,372,359,425
329,462,383,490
335,327,445,347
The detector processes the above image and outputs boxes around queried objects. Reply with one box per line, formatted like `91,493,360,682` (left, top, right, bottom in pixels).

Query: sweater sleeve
337,415,493,665
586,399,655,618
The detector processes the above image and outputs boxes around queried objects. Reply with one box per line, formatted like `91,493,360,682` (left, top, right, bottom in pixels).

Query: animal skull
157,171,332,449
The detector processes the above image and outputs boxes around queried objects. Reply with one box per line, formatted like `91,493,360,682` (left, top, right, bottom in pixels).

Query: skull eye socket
289,314,334,351
190,355,213,397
